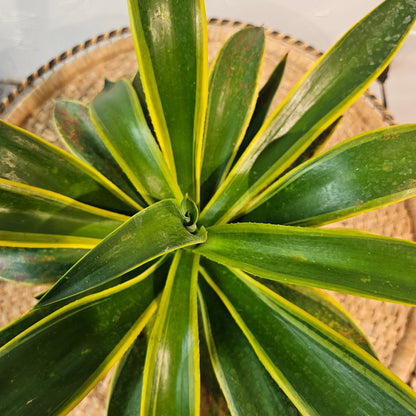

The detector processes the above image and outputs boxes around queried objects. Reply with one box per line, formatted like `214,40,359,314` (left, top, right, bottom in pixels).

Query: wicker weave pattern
1,21,415,414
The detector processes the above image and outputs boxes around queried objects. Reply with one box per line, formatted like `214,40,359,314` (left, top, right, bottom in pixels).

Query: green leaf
198,315,231,416
0,119,136,215
141,251,200,415
0,246,85,285
107,334,147,416
256,279,376,356
37,199,206,306
199,267,300,416
90,79,182,204
0,269,160,416
0,231,97,284
240,125,416,225
53,100,145,209
277,115,342,177
132,71,154,135
0,258,168,349
194,223,416,304
200,27,265,207
200,0,416,226
204,264,416,415
0,178,127,238
127,0,208,199
235,53,287,160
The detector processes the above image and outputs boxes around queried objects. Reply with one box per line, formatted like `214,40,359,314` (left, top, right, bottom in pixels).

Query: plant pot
1,21,415,415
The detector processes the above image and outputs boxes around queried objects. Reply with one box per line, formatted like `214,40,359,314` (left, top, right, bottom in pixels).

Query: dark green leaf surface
257,279,375,356
0,119,136,214
200,0,416,225
90,79,182,203
141,251,200,415
242,125,416,225
54,100,145,209
194,223,416,304
37,199,206,306
200,27,265,206
198,317,231,416
0,244,88,285
204,265,416,415
132,71,154,134
0,179,126,238
236,54,287,159
0,259,168,349
199,269,300,416
0,270,159,416
107,335,147,416
278,115,342,177
128,0,208,199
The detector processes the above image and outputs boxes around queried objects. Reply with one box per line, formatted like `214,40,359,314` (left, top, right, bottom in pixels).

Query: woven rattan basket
1,21,416,415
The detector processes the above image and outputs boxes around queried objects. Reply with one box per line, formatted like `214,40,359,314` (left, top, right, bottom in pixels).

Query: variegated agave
1,0,416,414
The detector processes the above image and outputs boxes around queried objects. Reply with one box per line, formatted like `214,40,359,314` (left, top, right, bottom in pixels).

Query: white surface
1,0,415,122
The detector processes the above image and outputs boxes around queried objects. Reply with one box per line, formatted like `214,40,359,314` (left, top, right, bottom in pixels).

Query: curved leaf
0,258,168,349
200,27,265,207
200,0,416,226
53,100,145,209
107,334,147,416
90,79,182,203
256,279,375,356
204,264,416,415
0,119,136,214
0,178,127,238
194,223,416,304
235,53,287,160
277,115,342,178
199,268,300,416
0,269,160,416
242,125,416,225
132,71,154,135
127,0,208,199
37,199,206,306
141,251,200,415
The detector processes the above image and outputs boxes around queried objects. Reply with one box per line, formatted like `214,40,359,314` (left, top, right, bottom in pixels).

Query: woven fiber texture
1,21,415,414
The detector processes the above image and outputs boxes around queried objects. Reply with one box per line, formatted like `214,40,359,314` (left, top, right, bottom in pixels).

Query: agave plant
1,0,416,414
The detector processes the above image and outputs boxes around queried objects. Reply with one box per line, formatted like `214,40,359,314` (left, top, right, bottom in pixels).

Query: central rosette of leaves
0,0,416,415
180,196,199,234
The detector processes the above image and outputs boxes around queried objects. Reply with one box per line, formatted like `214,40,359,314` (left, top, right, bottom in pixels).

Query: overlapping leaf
0,119,136,214
128,0,208,199
200,0,416,225
241,125,416,225
203,264,416,415
256,278,375,356
200,27,265,206
54,100,145,209
194,223,416,304
0,270,161,416
141,251,200,415
107,334,147,416
90,79,182,203
37,199,206,306
0,231,97,284
0,178,126,238
199,269,300,415
0,259,168,349
236,53,287,159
